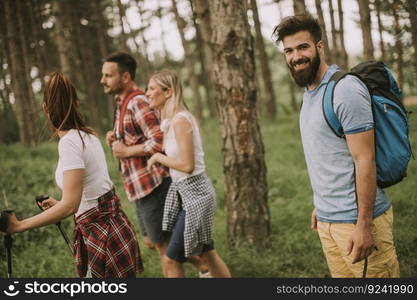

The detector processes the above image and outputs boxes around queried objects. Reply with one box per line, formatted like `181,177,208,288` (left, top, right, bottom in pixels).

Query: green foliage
1,107,417,277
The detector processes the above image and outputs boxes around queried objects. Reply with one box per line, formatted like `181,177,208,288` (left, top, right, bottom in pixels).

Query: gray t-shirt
300,64,390,223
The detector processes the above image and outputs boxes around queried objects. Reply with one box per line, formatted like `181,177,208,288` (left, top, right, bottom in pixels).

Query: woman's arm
148,116,195,173
7,169,84,233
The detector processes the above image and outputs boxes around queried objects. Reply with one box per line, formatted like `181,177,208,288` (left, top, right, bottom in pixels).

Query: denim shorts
166,210,214,262
135,177,172,244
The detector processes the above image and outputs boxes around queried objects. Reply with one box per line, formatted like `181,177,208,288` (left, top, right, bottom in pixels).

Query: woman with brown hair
4,72,143,278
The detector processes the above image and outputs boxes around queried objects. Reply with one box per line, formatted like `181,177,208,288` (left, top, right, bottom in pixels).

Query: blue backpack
322,61,412,188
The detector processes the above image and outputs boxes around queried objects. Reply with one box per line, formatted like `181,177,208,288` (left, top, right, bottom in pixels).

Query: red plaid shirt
114,89,168,202
73,191,143,278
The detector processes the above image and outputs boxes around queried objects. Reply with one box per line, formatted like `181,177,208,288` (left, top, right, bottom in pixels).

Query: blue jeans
166,210,214,262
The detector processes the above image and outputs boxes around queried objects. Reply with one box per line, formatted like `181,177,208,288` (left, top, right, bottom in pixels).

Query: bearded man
272,15,399,278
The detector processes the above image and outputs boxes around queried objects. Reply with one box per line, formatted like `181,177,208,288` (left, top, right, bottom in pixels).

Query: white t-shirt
162,111,205,182
55,130,113,216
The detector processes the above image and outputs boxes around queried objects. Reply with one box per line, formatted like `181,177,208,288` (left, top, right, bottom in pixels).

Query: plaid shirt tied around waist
114,91,168,202
162,173,216,257
73,189,144,278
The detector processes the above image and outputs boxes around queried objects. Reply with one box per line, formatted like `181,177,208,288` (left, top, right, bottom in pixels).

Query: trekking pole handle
35,195,74,255
35,195,49,210
36,195,61,222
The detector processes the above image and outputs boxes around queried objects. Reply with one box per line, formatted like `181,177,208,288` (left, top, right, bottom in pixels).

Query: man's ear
316,40,325,55
122,72,132,83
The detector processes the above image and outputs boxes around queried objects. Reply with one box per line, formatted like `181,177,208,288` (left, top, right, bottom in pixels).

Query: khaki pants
317,206,400,278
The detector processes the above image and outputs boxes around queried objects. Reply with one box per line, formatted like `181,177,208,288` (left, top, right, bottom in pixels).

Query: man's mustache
291,58,310,67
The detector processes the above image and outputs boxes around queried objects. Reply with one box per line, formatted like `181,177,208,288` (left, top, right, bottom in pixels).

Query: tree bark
328,0,341,66
69,1,102,133
28,0,48,93
189,0,217,118
116,0,129,51
3,0,40,145
91,0,115,126
357,0,375,60
314,0,332,62
374,0,387,62
171,0,203,121
156,1,171,62
52,0,73,78
406,0,417,80
293,0,307,15
208,0,271,248
392,0,404,91
337,0,348,69
135,0,153,72
250,0,277,119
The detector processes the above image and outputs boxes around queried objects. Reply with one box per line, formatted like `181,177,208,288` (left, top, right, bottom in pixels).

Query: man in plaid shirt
100,52,210,277
101,52,171,275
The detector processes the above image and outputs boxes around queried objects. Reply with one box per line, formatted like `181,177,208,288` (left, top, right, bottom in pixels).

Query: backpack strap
114,89,146,141
322,71,350,138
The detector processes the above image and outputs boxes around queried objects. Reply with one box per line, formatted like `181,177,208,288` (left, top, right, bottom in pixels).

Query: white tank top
162,111,205,182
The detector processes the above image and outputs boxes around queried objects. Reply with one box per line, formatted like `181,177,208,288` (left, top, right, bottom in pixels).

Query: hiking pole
0,209,14,278
35,195,74,255
5,234,12,278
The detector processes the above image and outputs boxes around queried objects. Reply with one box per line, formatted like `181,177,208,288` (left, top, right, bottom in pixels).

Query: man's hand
112,141,130,159
311,208,318,231
347,223,375,264
106,131,115,147
147,153,161,171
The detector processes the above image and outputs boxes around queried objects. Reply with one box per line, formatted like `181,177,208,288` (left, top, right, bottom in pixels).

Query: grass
0,106,416,277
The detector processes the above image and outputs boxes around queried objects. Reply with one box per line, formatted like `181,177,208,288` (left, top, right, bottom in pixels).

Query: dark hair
43,72,94,146
103,51,137,80
272,14,322,45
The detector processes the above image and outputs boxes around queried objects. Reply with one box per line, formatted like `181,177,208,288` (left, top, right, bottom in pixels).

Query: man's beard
104,81,124,95
288,50,321,88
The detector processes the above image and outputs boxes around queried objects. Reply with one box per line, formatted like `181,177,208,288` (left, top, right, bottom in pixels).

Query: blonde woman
146,70,231,278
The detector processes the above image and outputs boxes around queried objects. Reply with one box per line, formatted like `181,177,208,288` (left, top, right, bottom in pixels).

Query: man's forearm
354,158,376,226
126,144,147,157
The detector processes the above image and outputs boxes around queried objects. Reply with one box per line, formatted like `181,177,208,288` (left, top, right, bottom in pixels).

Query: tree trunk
208,0,271,248
135,0,153,71
314,0,331,62
171,0,203,121
156,1,171,63
293,0,307,15
189,0,217,118
374,0,387,62
91,0,115,126
392,0,404,91
28,0,48,93
116,0,129,51
117,0,149,86
16,0,40,142
52,0,73,78
250,0,277,119
406,0,417,80
69,1,102,133
3,0,39,145
328,0,341,66
357,0,375,60
337,0,348,69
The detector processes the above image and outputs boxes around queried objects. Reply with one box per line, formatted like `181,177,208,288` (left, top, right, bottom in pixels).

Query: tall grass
0,107,416,277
